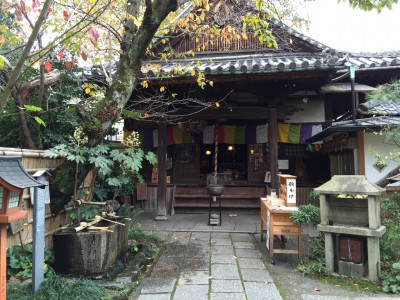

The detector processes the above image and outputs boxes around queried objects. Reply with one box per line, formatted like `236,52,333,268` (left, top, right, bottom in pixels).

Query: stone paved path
130,231,282,300
130,210,399,300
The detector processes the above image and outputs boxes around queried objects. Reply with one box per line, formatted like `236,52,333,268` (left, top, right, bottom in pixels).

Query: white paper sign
286,178,296,204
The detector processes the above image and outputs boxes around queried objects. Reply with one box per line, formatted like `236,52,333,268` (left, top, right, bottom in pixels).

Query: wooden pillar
268,105,279,191
0,224,6,300
357,132,365,175
156,124,168,220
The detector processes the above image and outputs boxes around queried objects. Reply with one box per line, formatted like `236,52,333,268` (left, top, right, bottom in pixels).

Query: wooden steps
174,186,266,208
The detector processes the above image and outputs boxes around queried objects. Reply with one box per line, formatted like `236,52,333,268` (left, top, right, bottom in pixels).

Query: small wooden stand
260,197,301,264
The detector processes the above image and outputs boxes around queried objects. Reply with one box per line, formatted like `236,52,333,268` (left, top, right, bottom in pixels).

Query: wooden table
260,197,302,264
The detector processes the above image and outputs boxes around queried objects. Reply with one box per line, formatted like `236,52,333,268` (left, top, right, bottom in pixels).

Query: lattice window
9,191,20,208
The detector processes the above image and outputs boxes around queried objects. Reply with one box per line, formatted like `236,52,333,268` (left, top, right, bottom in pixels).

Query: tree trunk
375,165,400,188
49,0,180,215
49,160,93,214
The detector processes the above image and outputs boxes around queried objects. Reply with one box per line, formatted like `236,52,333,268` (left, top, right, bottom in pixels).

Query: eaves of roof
306,116,400,143
0,156,45,189
141,53,347,79
140,50,400,79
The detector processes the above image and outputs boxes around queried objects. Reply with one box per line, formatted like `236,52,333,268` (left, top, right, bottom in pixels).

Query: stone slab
140,278,176,294
179,270,210,285
212,279,244,293
182,258,209,271
211,232,231,239
301,296,352,300
237,258,265,269
211,254,237,264
170,232,191,243
173,284,209,299
162,243,188,256
212,245,234,255
235,248,262,258
149,265,180,278
186,244,210,258
233,241,255,249
190,232,210,241
210,293,246,300
156,255,184,267
244,282,282,300
240,268,272,283
231,234,254,242
211,239,232,246
211,264,240,279
137,294,171,300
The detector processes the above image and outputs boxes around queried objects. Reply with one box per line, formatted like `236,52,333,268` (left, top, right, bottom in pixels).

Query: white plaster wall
364,132,400,186
285,98,325,123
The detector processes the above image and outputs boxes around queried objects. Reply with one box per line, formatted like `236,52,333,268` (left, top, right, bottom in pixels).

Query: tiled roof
74,11,400,81
0,156,45,189
139,50,400,78
357,100,400,116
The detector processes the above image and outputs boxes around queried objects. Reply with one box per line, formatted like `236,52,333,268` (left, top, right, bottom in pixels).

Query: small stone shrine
315,175,386,281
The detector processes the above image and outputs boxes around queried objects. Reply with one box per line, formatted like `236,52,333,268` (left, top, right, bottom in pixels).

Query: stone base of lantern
338,260,367,278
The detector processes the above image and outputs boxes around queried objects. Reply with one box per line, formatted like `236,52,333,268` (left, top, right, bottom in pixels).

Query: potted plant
290,204,321,237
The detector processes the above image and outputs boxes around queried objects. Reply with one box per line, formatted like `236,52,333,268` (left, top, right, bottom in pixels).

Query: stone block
338,260,367,278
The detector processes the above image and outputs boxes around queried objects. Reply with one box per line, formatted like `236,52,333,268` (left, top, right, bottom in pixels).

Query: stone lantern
0,156,44,300
315,175,386,282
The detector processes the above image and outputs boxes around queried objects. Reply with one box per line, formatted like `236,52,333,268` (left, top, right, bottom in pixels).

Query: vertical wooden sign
286,178,296,206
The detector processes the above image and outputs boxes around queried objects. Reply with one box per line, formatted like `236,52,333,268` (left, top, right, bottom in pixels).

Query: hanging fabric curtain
123,123,323,147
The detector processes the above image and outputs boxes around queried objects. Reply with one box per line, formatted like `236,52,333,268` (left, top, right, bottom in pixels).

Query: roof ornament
322,48,343,65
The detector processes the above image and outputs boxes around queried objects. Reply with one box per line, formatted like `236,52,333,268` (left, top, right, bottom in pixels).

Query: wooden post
357,131,365,175
32,186,45,293
156,124,168,220
0,224,6,300
268,105,278,191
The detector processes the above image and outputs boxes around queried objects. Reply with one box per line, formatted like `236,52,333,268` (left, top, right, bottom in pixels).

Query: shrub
7,244,53,279
381,262,400,293
290,204,320,225
7,274,106,300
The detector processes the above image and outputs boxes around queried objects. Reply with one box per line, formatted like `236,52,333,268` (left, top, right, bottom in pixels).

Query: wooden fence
0,148,68,248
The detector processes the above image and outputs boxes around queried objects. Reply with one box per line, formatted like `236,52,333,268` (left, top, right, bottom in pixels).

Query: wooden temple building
95,1,400,215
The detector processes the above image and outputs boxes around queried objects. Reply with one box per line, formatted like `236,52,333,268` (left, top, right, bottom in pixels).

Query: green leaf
121,109,141,118
145,151,157,165
88,156,112,175
0,55,11,69
34,116,46,127
107,177,122,187
75,155,86,164
9,256,20,269
24,104,43,112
